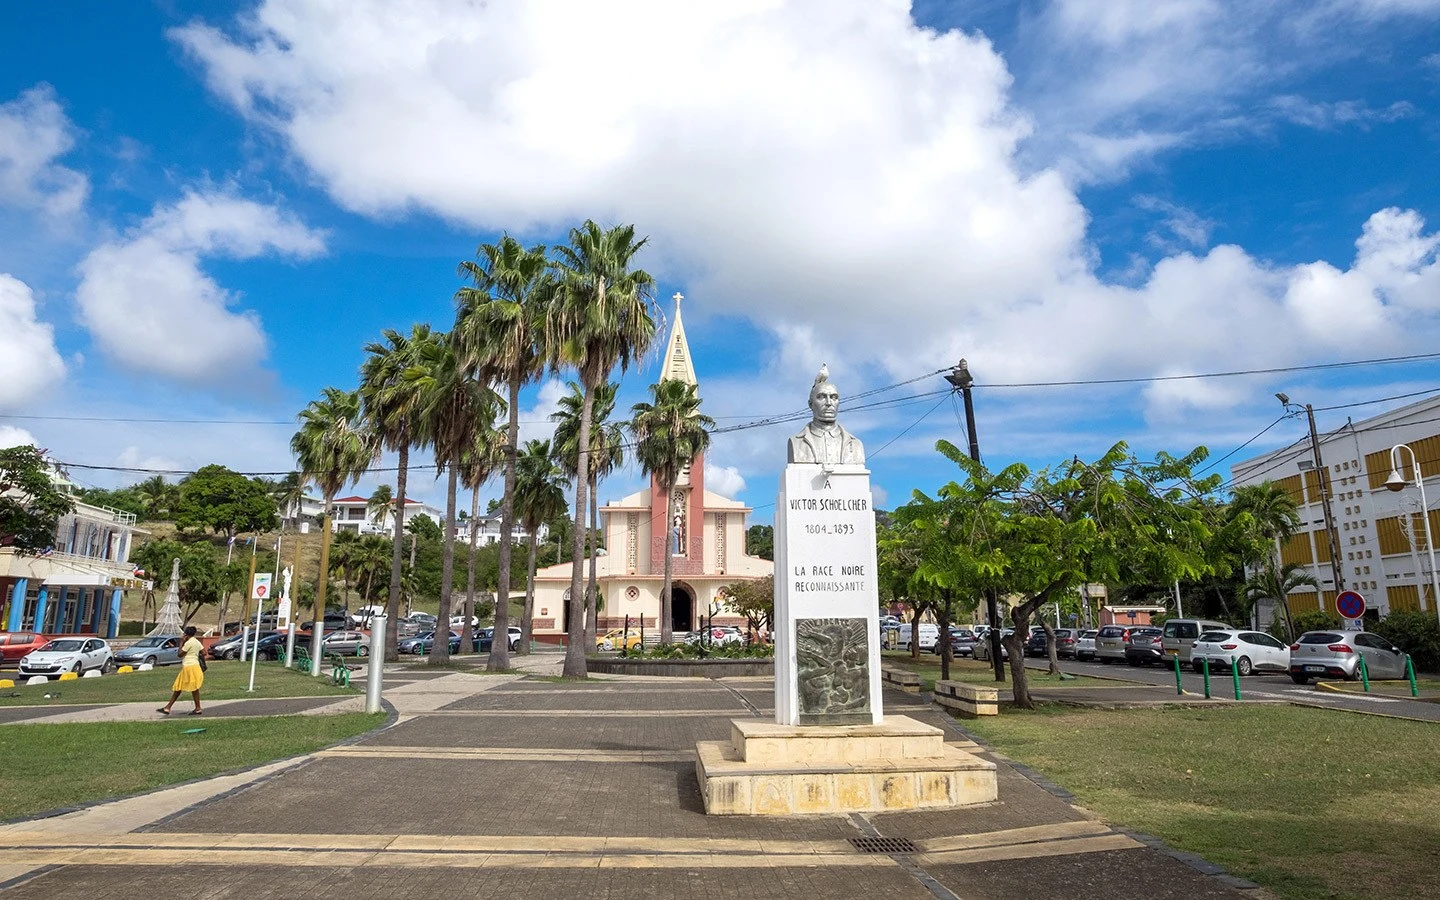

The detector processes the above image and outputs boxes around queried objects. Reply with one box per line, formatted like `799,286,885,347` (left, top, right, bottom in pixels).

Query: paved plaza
0,661,1263,899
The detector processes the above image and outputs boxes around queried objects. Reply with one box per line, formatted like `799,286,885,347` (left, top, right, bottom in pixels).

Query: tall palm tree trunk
661,476,676,645
385,443,409,662
463,483,480,654
562,384,594,678
585,472,599,649
518,530,538,655
310,501,334,674
490,373,521,671
430,467,459,664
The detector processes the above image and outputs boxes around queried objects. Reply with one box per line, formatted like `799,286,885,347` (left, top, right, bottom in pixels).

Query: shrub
1265,609,1340,642
1373,611,1440,672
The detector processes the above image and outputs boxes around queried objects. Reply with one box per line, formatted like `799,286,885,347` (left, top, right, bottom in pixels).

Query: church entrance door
670,583,694,634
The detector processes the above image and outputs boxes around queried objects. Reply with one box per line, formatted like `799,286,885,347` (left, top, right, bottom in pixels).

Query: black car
1024,629,1050,657
208,630,278,660
473,626,523,653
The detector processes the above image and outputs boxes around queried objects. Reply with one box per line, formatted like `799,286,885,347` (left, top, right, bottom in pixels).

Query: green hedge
1373,611,1440,672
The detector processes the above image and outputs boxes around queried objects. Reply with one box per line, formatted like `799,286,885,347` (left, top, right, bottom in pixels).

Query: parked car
1024,630,1049,657
1161,619,1230,663
1074,630,1098,661
315,630,371,657
879,615,901,631
18,638,114,678
1095,625,1131,664
931,628,977,657
113,635,184,668
1023,628,1078,658
1123,627,1166,666
255,632,296,661
298,613,350,634
477,626,524,652
973,629,1013,662
1052,628,1079,658
350,605,388,626
208,630,277,660
407,612,438,626
1189,630,1290,676
596,628,641,651
1288,630,1408,684
898,623,940,651
398,630,461,655
0,632,50,665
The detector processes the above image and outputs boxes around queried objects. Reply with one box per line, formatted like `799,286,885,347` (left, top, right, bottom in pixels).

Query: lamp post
946,359,1005,681
1276,393,1345,597
1385,444,1440,627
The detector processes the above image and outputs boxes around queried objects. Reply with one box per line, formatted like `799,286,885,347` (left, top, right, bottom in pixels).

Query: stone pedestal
696,715,997,815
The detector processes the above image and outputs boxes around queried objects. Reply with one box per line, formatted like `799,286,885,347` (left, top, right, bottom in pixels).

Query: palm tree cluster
290,220,667,678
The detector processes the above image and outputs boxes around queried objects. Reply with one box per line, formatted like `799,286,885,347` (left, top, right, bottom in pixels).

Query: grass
880,650,1107,692
0,712,382,821
962,704,1440,900
0,660,357,707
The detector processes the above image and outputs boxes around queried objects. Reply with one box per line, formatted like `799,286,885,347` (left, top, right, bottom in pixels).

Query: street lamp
1385,443,1440,626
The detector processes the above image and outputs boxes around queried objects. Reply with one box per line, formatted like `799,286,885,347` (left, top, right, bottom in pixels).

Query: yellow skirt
172,663,204,692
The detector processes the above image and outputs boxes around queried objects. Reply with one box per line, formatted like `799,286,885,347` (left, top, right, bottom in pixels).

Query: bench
932,680,998,717
291,644,311,671
327,653,355,687
881,665,922,693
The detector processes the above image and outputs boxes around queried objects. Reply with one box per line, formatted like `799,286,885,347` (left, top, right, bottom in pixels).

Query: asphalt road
1011,653,1440,722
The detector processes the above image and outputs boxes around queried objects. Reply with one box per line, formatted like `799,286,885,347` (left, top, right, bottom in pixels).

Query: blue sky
1,0,1439,522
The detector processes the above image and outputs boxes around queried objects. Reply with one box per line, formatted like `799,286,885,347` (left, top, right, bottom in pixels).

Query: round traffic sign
1336,590,1366,620
256,585,268,598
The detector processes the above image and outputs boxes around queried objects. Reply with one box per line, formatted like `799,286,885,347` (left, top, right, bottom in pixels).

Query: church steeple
660,292,698,386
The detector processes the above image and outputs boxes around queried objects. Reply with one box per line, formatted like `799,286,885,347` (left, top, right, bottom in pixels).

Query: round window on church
626,586,639,601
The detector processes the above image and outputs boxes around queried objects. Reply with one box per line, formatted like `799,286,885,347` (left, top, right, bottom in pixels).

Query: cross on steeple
660,291,697,386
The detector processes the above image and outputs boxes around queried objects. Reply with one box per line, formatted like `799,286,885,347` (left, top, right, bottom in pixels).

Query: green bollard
1406,654,1419,698
1358,652,1370,692
1173,653,1183,695
1232,659,1242,700
1202,656,1212,699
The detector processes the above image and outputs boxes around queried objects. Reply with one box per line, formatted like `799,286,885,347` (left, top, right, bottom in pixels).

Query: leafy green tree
513,439,567,653
367,484,394,527
745,525,773,561
719,575,774,638
629,379,715,644
173,465,278,540
1247,562,1320,642
362,323,440,660
135,475,180,521
1374,611,1440,672
549,220,658,677
0,445,72,553
130,539,244,626
73,486,148,519
406,513,442,542
1229,480,1304,637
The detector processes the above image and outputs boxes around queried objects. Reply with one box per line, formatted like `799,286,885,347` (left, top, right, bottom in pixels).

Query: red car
0,632,50,665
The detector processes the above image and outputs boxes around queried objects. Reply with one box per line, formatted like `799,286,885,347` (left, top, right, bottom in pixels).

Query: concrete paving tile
926,847,1246,899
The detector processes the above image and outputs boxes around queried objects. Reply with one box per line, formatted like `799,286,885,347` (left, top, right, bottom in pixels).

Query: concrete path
1,671,1265,899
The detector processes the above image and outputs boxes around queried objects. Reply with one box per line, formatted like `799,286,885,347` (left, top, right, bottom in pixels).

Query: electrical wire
974,349,1440,389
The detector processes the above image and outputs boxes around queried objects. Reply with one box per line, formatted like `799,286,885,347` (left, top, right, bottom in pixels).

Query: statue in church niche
787,365,865,466
671,513,684,555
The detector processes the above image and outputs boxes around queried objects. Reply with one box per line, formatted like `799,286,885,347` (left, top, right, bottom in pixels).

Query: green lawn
963,704,1440,900
0,660,357,707
0,713,382,820
880,651,1107,692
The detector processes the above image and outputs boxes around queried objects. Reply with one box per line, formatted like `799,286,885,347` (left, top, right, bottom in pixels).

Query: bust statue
787,366,865,466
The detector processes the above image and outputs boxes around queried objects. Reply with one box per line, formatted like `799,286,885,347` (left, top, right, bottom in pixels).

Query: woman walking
158,625,205,715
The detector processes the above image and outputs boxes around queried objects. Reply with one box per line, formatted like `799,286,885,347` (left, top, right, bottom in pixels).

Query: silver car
1095,624,1130,664
1289,630,1408,684
1189,630,1289,676
1074,630,1098,661
317,630,372,657
113,635,184,668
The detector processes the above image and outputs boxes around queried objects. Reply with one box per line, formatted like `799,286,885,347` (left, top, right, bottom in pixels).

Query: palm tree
512,439,568,655
136,475,178,521
459,418,506,654
329,529,360,615
455,236,552,672
549,221,658,677
552,381,624,650
1243,562,1319,641
352,534,392,603
1230,481,1305,635
629,380,714,644
291,387,374,670
406,333,505,665
367,484,394,529
361,324,440,661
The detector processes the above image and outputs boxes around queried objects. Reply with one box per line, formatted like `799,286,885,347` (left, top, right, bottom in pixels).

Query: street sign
251,573,272,601
1336,590,1366,620
276,597,292,630
1126,610,1137,620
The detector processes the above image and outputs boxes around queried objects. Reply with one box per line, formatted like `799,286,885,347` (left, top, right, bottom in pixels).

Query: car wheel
1192,659,1205,673
357,645,369,657
144,655,157,667
413,645,425,655
102,658,116,674
1127,658,1140,667
1235,656,1253,677
226,649,239,660
1290,672,1309,685
70,662,83,674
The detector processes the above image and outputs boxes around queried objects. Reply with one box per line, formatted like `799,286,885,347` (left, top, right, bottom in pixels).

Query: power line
976,350,1440,389
1193,414,1290,476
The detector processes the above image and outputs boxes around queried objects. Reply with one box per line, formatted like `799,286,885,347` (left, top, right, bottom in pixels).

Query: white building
329,495,443,536
455,513,547,547
1230,393,1440,623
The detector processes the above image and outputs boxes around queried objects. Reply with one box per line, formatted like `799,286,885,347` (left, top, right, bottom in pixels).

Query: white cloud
0,425,38,449
1266,95,1415,129
517,379,568,447
704,461,746,498
0,274,66,410
74,190,325,382
0,85,88,218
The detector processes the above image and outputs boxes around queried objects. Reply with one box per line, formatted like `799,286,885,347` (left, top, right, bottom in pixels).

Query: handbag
198,654,208,672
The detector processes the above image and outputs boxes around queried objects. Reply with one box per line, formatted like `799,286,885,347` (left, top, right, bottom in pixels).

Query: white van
1161,619,1230,663
897,623,940,651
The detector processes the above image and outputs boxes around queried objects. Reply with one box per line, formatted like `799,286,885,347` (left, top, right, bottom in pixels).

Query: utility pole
946,359,1005,682
1277,394,1345,597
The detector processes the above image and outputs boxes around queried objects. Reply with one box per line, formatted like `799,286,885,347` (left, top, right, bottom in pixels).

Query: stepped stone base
696,715,997,816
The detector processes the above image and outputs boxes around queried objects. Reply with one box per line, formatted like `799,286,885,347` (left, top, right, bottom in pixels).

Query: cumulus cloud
74,191,325,382
0,425,38,449
0,274,66,410
704,461,747,498
0,85,88,218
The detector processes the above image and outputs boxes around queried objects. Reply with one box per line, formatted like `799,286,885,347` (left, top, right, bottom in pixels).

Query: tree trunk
310,502,334,674
661,476,676,644
562,383,594,678
1007,591,1059,709
938,592,952,683
489,372,522,671
385,442,409,662
585,471,599,650
909,606,922,661
462,482,480,654
517,530,538,655
429,467,459,665
1040,616,1061,676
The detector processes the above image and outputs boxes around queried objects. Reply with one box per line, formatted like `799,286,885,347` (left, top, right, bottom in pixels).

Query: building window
1364,566,1371,574
1366,550,1373,558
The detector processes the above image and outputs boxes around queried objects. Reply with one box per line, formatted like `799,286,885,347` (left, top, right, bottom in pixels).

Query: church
526,298,773,641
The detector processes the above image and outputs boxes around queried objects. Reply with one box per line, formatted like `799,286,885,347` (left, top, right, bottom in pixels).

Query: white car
1189,629,1290,676
1074,630,1098,661
18,637,114,679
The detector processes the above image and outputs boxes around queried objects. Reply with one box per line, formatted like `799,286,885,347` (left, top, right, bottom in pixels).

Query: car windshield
1133,629,1161,637
1080,631,1097,638
1198,631,1232,642
41,640,83,652
1300,633,1344,644
132,637,166,647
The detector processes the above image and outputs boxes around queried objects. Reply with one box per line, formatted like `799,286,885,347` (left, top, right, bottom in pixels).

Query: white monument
695,368,996,816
